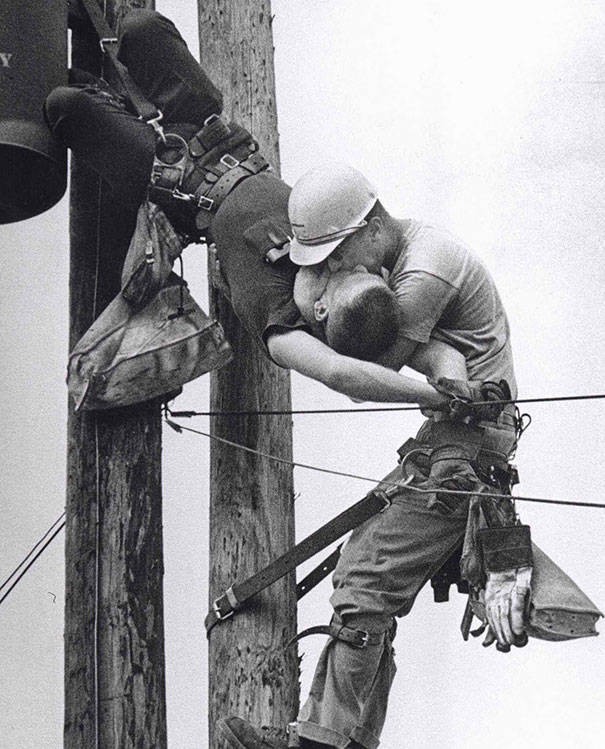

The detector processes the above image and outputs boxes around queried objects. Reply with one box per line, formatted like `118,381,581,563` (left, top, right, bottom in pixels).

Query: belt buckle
196,194,215,211
356,630,370,648
212,596,234,622
220,153,240,169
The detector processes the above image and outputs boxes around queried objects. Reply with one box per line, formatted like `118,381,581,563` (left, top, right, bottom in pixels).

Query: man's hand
430,377,512,423
481,566,531,651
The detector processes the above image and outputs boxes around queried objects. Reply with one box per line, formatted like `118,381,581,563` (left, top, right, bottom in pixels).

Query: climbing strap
79,0,165,137
204,486,398,637
288,621,386,650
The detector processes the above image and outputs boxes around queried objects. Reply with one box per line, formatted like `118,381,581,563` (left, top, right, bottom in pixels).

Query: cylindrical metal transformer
0,1,67,223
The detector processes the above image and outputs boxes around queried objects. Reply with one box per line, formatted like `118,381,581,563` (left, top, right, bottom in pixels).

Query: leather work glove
481,566,532,651
430,378,512,424
477,525,533,652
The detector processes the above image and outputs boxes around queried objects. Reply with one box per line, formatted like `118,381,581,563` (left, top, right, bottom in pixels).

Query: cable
0,512,66,595
165,417,605,510
167,391,605,418
0,520,66,607
3,392,601,608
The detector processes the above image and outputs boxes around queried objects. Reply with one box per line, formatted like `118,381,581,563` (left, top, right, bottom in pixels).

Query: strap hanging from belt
204,486,399,637
79,0,164,134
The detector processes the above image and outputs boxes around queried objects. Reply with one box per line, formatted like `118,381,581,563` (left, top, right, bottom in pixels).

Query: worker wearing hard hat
220,164,532,749
45,9,488,415
44,13,524,749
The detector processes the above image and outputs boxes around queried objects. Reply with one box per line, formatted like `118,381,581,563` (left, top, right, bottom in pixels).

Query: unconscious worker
46,8,600,749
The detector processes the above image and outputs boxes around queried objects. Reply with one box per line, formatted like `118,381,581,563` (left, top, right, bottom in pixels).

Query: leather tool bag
468,541,602,641
67,203,232,411
67,279,232,411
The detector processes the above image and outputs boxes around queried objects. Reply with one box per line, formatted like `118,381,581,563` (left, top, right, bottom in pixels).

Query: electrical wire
166,391,605,418
0,512,65,595
165,417,605,510
0,519,66,607
3,392,604,610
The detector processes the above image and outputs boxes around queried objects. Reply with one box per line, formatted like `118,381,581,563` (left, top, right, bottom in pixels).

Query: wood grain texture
65,2,167,747
198,1,299,746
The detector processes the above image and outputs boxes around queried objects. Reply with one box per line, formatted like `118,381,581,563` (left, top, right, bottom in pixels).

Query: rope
165,418,605,509
167,392,605,418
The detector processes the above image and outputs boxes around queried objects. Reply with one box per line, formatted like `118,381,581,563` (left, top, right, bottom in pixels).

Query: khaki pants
298,416,517,749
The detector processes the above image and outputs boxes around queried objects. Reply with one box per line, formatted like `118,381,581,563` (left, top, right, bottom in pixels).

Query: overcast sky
1,1,604,747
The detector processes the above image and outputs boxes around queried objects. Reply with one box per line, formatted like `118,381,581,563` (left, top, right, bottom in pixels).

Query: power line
165,418,605,510
0,518,66,607
0,513,66,595
4,393,604,609
166,391,605,418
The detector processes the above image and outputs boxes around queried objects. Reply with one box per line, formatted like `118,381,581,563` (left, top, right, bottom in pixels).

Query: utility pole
198,2,299,745
65,2,167,747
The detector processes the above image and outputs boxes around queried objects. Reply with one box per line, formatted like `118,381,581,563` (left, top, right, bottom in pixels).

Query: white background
1,1,604,747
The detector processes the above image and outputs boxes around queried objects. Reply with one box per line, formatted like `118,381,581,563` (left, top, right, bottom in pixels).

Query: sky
1,1,605,747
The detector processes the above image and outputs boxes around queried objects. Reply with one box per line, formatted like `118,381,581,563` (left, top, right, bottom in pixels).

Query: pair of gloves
431,377,512,424
427,377,532,652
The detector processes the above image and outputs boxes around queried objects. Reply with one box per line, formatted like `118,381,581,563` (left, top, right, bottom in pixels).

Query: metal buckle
171,188,195,202
220,153,240,169
356,630,370,648
196,194,215,211
99,37,118,52
203,112,221,127
212,596,234,623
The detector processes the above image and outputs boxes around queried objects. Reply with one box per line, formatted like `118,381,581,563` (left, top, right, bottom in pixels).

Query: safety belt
78,0,165,136
204,485,401,637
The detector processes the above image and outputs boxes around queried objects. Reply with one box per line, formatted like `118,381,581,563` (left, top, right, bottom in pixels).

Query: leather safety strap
296,544,343,599
204,487,397,637
287,622,386,649
79,0,162,127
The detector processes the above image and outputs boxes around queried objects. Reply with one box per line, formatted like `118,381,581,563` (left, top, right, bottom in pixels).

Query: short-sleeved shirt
211,171,309,356
387,220,517,396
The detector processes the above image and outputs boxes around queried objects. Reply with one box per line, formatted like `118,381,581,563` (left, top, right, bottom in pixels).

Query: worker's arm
374,330,468,381
267,328,449,408
408,338,467,380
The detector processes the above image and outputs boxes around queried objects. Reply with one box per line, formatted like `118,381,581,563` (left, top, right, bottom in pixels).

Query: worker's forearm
326,358,449,408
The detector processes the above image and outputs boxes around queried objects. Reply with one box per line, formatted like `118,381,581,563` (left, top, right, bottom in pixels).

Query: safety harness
78,0,269,242
147,119,269,237
204,437,521,645
204,485,397,637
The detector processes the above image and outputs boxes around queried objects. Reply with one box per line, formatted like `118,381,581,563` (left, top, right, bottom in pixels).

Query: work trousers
297,415,517,749
44,10,222,213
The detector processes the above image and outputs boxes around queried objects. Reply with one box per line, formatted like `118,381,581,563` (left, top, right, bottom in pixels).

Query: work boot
218,716,338,749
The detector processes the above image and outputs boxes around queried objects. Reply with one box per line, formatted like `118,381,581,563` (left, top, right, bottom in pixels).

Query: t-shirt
387,220,517,396
211,171,309,355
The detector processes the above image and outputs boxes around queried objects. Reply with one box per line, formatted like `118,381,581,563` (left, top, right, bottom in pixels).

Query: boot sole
216,719,250,749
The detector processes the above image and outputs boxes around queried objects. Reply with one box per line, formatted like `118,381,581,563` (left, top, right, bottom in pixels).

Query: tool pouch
467,542,602,641
121,200,185,310
67,277,232,411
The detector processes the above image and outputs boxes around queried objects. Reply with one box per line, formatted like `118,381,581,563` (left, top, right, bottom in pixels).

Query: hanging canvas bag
67,202,232,410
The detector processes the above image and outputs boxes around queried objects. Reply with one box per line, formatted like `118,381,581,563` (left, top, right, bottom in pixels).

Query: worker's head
294,265,400,360
288,163,396,273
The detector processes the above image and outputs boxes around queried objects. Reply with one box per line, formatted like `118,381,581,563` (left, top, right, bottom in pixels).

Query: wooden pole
65,2,167,747
197,2,299,745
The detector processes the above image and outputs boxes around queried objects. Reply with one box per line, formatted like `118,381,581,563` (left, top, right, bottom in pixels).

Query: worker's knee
334,613,397,642
44,86,84,130
119,8,163,48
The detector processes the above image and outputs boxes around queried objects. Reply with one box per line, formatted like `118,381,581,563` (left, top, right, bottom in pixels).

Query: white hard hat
288,163,378,266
